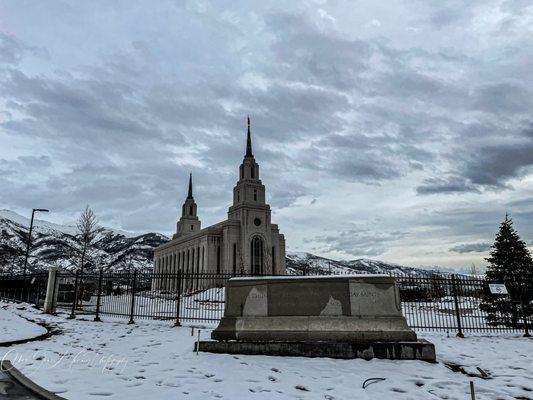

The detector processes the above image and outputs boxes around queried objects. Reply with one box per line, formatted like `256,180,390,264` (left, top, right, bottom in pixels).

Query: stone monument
197,275,436,362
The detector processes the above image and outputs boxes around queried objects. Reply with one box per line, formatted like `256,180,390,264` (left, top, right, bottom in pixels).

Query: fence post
174,270,182,327
128,270,137,325
44,267,59,314
94,269,103,322
451,274,464,338
519,282,531,337
51,270,59,313
68,270,79,320
33,276,42,308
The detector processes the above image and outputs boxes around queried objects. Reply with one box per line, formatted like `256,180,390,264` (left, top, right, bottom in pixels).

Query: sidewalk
1,361,66,400
0,368,42,399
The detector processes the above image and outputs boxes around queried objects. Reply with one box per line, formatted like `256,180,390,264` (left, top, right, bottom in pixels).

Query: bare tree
76,205,98,277
0,251,12,274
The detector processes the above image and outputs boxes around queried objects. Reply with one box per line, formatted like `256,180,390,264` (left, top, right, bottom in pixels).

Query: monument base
196,339,436,362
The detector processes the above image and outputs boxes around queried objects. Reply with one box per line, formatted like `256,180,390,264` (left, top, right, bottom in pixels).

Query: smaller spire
246,115,253,157
187,172,193,199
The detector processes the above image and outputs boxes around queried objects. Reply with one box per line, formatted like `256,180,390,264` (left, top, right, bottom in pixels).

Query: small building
153,118,286,290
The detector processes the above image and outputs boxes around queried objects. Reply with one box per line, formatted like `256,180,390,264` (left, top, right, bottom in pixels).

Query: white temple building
153,118,286,290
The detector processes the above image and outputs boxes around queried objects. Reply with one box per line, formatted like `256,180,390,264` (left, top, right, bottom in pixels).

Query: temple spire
187,172,193,199
246,115,253,157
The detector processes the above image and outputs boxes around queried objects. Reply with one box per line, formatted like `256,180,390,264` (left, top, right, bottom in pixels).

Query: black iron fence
1,270,531,337
398,274,532,336
0,272,48,306
56,270,235,325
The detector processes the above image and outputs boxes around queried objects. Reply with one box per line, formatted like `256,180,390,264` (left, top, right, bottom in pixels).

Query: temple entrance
250,236,264,275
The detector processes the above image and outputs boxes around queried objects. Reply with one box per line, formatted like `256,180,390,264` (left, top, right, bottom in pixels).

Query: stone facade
152,118,286,290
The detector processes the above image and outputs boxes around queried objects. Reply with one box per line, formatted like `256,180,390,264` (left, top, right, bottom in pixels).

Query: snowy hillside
1,210,437,275
0,210,168,274
286,252,432,276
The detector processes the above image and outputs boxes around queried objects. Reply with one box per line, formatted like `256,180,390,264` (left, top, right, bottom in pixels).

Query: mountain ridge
1,210,446,276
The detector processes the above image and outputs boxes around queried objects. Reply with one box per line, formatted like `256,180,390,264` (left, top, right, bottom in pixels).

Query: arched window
251,165,255,179
189,205,193,215
250,236,263,275
254,189,257,201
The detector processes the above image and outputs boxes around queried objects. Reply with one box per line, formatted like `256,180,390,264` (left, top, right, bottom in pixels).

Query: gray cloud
450,243,491,253
1,1,533,268
472,84,533,115
309,228,408,258
418,126,533,194
0,33,32,65
266,12,373,92
417,176,480,195
465,134,533,188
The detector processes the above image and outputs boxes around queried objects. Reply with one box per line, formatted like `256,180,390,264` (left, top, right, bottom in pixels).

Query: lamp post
22,208,49,276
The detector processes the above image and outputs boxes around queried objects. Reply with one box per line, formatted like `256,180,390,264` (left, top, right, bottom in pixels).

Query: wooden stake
470,381,476,400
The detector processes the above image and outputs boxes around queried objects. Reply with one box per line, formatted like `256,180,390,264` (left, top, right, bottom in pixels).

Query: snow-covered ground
0,301,532,400
0,304,47,343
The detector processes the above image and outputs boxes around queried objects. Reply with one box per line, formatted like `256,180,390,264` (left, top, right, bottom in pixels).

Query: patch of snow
0,305,47,343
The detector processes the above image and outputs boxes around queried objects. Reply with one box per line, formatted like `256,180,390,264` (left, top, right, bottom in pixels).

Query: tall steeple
174,173,201,238
229,116,266,211
187,172,193,199
246,115,253,157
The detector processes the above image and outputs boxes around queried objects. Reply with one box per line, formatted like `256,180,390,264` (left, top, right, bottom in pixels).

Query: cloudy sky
1,1,533,269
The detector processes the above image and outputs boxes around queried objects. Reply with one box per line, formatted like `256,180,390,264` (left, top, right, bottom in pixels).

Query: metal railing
398,274,531,336
56,270,235,325
0,272,48,307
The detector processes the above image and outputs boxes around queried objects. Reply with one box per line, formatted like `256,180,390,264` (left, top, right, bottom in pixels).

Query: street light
22,208,49,276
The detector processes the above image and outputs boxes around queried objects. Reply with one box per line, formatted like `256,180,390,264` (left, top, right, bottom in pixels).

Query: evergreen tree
480,214,533,326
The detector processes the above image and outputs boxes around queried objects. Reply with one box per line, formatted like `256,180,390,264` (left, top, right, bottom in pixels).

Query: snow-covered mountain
1,210,437,276
286,251,433,276
0,210,168,274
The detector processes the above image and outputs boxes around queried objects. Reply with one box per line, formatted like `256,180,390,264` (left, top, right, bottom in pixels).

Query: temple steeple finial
246,115,253,157
187,172,193,199
175,172,200,238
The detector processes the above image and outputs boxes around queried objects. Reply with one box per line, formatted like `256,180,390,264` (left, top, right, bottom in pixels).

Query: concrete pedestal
203,275,435,361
